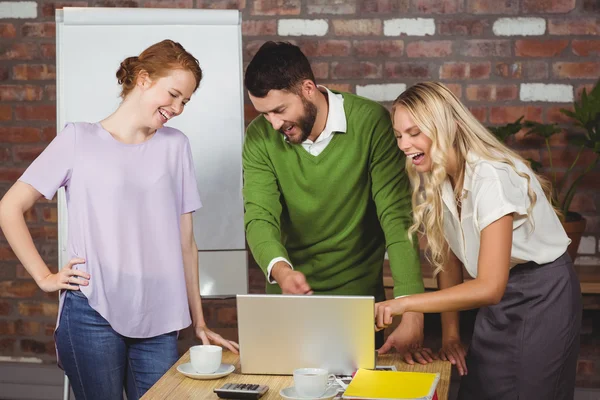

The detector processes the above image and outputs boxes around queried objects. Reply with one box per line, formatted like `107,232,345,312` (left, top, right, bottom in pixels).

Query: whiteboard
56,8,247,296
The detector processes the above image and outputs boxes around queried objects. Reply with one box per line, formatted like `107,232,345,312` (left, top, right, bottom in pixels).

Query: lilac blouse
20,122,202,338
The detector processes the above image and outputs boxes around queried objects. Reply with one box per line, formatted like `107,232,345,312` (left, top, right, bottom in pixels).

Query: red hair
116,39,202,98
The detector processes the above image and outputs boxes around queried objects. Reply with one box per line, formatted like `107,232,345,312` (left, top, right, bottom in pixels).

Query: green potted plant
489,79,600,260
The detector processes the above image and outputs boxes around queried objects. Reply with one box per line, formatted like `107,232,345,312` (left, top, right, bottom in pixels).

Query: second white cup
190,345,222,374
293,368,334,398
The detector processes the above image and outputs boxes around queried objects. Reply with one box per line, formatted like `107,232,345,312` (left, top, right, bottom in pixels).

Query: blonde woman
375,82,581,400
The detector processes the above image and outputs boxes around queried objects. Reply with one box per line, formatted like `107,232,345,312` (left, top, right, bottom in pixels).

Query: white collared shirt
267,86,346,283
442,153,571,278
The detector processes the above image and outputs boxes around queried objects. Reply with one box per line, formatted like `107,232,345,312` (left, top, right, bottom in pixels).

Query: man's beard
280,97,317,144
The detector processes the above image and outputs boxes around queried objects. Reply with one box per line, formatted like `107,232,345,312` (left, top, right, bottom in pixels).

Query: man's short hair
244,41,316,98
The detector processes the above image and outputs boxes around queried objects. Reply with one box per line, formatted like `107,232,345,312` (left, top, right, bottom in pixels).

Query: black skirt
457,252,582,400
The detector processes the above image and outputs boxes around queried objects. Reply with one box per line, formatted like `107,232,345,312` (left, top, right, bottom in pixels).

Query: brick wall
0,0,599,386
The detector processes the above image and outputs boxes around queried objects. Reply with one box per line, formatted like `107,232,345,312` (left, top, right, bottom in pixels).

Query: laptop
236,294,375,375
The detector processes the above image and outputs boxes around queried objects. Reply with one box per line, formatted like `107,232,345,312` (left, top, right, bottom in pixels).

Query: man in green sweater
243,41,431,362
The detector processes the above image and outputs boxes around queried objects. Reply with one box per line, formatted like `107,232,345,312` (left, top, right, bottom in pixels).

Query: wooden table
142,351,452,400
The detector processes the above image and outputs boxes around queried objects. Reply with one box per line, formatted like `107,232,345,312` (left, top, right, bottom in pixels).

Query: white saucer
279,386,338,400
176,363,235,380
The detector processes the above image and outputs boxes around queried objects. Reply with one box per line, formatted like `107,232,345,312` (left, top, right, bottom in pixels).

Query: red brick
2,320,41,336
445,83,462,99
45,323,55,336
45,84,56,101
40,44,55,59
353,40,403,57
41,2,89,17
577,359,596,376
385,62,430,78
20,339,55,356
438,19,487,36
358,0,410,13
299,40,352,57
522,0,575,13
0,105,11,121
490,106,543,124
332,19,382,36
0,301,10,316
308,0,355,14
469,107,487,123
242,20,277,36
96,0,140,6
513,128,549,147
244,103,260,124
440,62,491,79
14,105,56,121
467,0,518,14
243,40,265,61
311,62,329,79
23,208,38,223
0,281,38,299
553,62,600,79
0,43,39,60
0,85,44,102
0,23,16,38
466,85,518,102
324,83,352,92
0,127,41,143
332,61,381,79
27,226,58,240
22,23,56,38
583,0,600,12
548,19,600,35
146,0,193,6
13,145,46,163
547,106,574,124
516,149,542,164
415,0,462,13
217,307,238,325
570,192,596,213
461,40,511,57
406,41,452,58
252,0,301,15
0,339,15,352
541,147,598,169
515,40,569,57
572,40,600,57
18,302,58,317
0,146,10,163
13,64,56,81
42,206,58,223
0,66,8,81
41,126,57,142
495,61,548,79
0,168,24,183
196,0,246,8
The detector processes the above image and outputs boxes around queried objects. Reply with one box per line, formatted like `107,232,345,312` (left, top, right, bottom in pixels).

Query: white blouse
441,153,571,278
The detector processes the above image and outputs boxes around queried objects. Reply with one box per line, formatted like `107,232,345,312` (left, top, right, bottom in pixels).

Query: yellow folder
342,369,440,400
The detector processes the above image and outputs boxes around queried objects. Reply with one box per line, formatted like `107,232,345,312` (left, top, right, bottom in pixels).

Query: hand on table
439,336,468,376
195,325,239,354
378,311,437,365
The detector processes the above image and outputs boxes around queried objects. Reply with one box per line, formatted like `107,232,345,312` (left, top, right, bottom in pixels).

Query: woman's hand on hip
38,257,89,292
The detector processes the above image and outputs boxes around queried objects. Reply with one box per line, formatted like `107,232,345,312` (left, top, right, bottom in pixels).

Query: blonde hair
392,82,554,276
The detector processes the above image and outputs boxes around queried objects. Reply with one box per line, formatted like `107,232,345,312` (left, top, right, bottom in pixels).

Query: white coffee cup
190,345,222,374
293,368,335,398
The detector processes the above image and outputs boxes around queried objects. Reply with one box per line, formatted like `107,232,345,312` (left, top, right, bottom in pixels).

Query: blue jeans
55,290,179,400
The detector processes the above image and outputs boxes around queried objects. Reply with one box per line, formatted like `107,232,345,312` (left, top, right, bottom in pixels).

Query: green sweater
242,91,424,300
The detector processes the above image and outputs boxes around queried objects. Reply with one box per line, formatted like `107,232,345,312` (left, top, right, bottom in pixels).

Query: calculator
213,383,269,399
